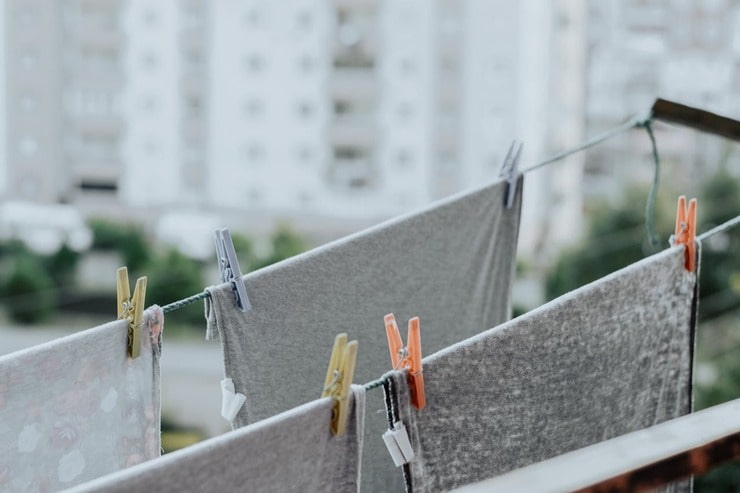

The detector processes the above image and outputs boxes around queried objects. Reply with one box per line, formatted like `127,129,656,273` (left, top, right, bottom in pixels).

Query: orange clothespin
321,333,358,436
117,267,147,359
385,314,426,410
673,196,697,272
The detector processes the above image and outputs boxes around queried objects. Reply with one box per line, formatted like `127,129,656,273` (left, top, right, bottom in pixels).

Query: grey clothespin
499,140,523,209
214,228,251,312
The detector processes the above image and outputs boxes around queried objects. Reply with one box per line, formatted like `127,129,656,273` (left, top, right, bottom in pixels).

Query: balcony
331,68,376,101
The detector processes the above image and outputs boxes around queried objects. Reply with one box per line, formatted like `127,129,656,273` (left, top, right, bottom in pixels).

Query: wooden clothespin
321,333,358,436
214,228,251,312
385,314,426,410
673,196,697,272
116,267,147,359
499,140,523,209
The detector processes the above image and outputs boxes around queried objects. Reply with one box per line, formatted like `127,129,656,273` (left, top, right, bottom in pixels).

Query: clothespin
499,140,523,209
116,267,147,359
214,228,251,312
321,333,358,436
672,196,698,272
384,314,426,410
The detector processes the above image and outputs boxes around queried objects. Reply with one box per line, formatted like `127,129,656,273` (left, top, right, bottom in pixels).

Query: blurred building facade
0,0,738,257
583,0,740,202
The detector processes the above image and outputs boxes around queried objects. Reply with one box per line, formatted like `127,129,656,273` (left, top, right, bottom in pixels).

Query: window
20,95,36,112
399,58,415,74
297,101,315,119
79,180,118,192
397,102,414,120
246,143,265,163
396,149,413,168
82,133,118,159
21,52,37,70
245,54,266,73
19,137,38,156
143,9,158,26
244,99,264,117
299,55,315,73
142,52,158,68
296,11,312,31
244,8,261,28
297,146,314,163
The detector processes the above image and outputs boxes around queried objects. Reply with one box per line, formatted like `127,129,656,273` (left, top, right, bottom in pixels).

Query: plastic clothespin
499,139,524,209
384,314,426,410
116,267,147,359
672,196,698,272
321,333,358,436
214,228,251,312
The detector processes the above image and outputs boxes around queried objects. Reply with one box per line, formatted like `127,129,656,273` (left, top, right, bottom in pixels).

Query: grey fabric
386,246,698,492
0,306,163,492
205,178,522,491
67,386,366,493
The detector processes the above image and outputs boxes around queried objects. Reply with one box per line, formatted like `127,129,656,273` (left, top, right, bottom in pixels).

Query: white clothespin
499,140,523,209
220,378,246,423
214,228,251,312
382,421,415,467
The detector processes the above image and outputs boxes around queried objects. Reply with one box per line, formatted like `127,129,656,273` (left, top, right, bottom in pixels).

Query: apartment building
0,0,583,254
583,0,740,200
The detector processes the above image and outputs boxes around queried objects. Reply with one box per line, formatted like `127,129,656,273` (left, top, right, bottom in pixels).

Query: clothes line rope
162,291,209,313
520,112,653,174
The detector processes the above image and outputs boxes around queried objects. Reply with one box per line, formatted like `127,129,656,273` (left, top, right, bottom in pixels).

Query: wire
162,292,209,314
520,112,652,174
698,215,740,241
641,119,662,249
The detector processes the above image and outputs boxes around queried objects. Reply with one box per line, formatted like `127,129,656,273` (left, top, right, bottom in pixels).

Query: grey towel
205,178,523,491
66,386,366,493
385,246,698,492
0,306,163,492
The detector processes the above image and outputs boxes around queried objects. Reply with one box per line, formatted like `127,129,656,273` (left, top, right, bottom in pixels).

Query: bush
4,254,56,324
146,249,205,326
89,218,150,273
44,245,80,288
89,218,125,250
254,224,307,270
230,232,258,272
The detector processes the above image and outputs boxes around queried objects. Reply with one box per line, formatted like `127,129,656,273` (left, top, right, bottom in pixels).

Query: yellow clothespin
321,333,358,436
116,267,147,359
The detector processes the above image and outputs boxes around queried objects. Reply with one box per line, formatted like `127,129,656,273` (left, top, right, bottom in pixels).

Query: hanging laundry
384,246,698,492
0,306,163,492
67,386,366,493
205,177,523,491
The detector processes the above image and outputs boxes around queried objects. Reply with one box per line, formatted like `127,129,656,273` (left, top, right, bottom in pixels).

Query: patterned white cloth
0,306,163,492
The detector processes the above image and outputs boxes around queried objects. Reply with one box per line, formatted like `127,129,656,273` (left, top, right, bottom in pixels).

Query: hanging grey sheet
385,246,698,492
67,386,365,493
205,178,523,491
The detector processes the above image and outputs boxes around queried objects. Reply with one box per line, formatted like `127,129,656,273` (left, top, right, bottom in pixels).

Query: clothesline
161,111,662,314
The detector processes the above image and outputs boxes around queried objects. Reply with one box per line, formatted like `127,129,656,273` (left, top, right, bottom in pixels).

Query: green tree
696,169,740,320
254,224,307,269
44,245,80,288
546,188,673,300
89,218,150,273
230,232,258,272
146,249,204,326
3,254,56,324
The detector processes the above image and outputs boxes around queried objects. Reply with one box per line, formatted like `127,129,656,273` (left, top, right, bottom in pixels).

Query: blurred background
0,0,738,488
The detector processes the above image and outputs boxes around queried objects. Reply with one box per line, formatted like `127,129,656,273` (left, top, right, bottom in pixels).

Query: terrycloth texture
0,306,163,492
205,178,523,491
386,246,698,492
67,386,366,493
